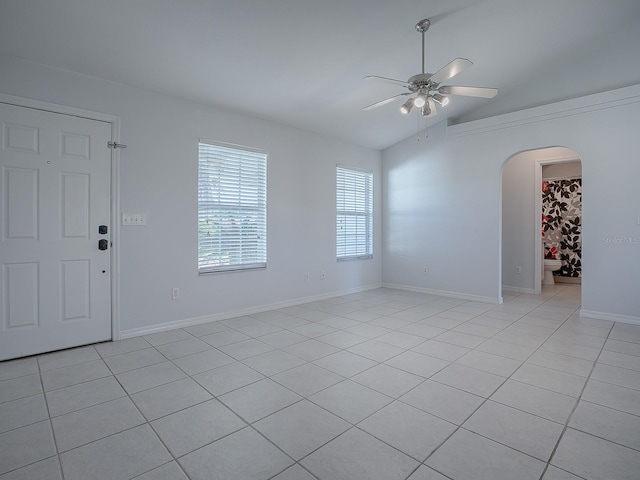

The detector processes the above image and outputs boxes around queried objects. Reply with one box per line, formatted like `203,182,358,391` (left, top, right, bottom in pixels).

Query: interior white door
0,102,112,361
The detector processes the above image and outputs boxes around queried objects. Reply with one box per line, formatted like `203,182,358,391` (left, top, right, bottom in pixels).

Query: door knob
98,239,109,251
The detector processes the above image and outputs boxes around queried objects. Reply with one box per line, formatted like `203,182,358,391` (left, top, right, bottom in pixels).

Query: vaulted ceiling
1,0,639,150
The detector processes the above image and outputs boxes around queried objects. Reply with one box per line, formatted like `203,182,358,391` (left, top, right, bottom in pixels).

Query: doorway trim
534,154,581,294
0,92,122,341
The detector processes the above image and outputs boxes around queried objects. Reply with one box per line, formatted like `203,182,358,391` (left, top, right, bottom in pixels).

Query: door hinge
107,141,127,149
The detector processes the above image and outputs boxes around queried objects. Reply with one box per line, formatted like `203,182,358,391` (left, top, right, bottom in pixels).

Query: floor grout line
3,285,640,480
538,315,615,479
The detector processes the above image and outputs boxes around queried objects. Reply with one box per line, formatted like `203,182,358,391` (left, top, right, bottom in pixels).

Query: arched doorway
500,147,582,297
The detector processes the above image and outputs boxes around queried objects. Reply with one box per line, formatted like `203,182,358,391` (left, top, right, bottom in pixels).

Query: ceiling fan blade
428,58,473,85
364,75,409,87
438,85,498,98
363,93,410,111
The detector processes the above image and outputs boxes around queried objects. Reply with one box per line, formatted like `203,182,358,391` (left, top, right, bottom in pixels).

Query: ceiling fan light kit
400,98,414,114
413,93,427,108
432,93,449,107
364,17,498,118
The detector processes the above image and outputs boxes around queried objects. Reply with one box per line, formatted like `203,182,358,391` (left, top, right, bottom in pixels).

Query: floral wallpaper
542,178,582,277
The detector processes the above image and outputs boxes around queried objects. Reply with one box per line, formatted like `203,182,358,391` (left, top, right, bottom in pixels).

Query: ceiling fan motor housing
407,73,437,93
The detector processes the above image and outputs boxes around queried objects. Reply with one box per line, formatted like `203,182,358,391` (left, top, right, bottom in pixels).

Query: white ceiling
1,0,639,150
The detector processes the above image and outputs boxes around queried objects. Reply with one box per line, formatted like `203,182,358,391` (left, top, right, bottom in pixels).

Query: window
198,141,267,273
336,165,373,260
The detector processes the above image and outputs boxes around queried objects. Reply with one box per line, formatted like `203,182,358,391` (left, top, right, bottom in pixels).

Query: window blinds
336,165,373,260
198,142,267,273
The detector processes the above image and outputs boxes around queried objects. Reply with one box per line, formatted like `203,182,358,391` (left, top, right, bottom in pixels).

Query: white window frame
198,140,267,274
336,165,373,261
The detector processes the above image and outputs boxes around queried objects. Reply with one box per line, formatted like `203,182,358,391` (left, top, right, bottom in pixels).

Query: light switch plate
122,213,147,225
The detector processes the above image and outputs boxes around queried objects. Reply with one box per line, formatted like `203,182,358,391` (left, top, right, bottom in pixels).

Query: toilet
543,259,562,285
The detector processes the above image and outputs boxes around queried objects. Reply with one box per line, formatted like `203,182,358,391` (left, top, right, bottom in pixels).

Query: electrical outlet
172,288,179,300
321,271,326,280
423,266,428,275
304,273,310,282
515,266,522,274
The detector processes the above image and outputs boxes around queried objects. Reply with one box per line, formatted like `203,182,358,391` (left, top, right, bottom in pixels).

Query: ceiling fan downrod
415,19,431,75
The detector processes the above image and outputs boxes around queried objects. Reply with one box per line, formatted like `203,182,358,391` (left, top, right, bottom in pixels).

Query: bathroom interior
501,147,582,296
541,161,582,286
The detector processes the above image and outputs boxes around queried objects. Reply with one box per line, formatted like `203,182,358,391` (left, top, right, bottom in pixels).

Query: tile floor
1,285,640,479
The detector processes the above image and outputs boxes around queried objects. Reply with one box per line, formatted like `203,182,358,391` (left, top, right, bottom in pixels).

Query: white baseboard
580,309,640,326
502,286,536,294
382,283,500,304
120,283,383,339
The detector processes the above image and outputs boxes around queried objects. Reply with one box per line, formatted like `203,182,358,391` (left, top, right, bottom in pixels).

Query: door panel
61,172,90,238
4,262,39,328
0,103,112,360
4,167,38,239
61,259,91,321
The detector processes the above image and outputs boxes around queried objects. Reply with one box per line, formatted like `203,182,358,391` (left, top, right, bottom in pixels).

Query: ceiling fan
363,18,498,117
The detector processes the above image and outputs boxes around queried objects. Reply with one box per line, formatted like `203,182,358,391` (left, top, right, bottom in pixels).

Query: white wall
0,53,382,336
382,120,500,303
383,85,640,321
501,151,537,292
